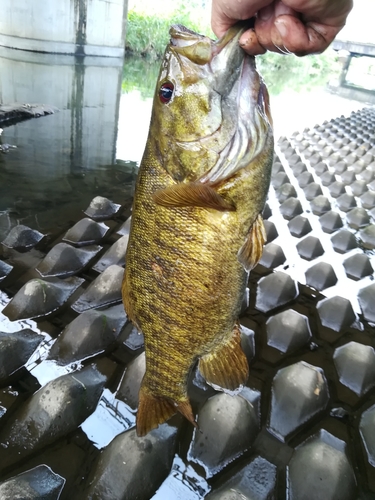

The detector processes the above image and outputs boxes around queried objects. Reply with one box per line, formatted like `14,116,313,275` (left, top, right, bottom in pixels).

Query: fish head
149,24,273,184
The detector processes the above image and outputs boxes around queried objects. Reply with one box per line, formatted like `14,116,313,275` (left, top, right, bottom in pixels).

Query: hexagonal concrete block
85,425,177,500
346,207,370,229
188,392,260,477
272,172,289,188
287,430,357,499
262,203,272,220
291,162,307,175
334,342,375,397
358,283,375,323
263,220,278,243
360,404,375,467
310,195,331,215
268,362,329,441
258,243,286,269
288,154,302,166
359,224,375,250
317,296,356,332
36,243,102,278
63,217,109,246
206,456,277,500
358,167,375,183
276,183,297,203
297,171,314,188
266,309,311,353
337,193,357,212
333,160,347,173
1,225,44,252
343,254,374,281
351,180,368,197
303,182,323,201
341,169,356,185
305,262,338,291
328,181,346,198
0,465,65,500
296,236,324,261
311,160,326,173
279,198,303,220
2,277,84,321
331,229,358,254
360,190,375,209
71,264,124,313
321,171,337,187
255,272,298,313
84,196,121,221
0,260,13,283
319,211,343,234
288,215,312,238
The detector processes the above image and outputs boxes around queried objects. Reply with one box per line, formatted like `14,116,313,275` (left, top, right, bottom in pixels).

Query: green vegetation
122,55,160,98
124,3,340,96
257,49,340,95
125,3,213,58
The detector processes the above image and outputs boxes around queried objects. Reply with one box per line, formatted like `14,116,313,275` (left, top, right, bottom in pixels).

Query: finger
253,1,300,54
211,0,273,38
255,13,341,56
274,15,341,55
239,29,267,55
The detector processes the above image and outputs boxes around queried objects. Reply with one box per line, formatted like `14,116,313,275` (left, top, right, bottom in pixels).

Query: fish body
122,24,273,436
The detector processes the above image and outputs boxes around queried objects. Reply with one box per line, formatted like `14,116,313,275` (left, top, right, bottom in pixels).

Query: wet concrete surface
0,106,374,498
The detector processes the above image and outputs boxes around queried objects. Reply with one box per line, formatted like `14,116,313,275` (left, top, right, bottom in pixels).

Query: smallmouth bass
122,24,273,436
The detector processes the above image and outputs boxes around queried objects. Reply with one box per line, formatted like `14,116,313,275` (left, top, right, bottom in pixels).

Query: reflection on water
0,47,136,240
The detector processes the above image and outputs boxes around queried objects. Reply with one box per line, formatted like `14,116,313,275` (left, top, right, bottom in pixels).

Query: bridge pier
0,0,128,58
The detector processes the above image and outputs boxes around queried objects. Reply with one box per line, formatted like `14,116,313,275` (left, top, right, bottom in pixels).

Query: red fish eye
159,82,174,103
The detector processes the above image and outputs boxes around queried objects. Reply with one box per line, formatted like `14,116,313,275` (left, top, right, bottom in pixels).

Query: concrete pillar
0,46,123,231
0,0,128,58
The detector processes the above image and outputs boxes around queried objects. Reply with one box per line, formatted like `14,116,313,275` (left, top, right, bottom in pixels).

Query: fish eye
159,81,174,104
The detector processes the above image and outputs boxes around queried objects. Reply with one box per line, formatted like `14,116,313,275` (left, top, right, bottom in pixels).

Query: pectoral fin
153,183,235,212
237,213,266,271
199,323,249,391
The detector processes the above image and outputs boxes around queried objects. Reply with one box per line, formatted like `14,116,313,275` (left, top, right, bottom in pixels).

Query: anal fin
153,182,235,212
199,324,249,392
136,386,197,437
237,213,266,272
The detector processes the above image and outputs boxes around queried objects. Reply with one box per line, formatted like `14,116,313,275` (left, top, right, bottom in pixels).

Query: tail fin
136,386,197,437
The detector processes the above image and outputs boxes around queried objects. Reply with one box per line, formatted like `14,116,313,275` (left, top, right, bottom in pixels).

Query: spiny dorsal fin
237,213,266,272
153,183,235,212
199,323,249,391
136,386,196,437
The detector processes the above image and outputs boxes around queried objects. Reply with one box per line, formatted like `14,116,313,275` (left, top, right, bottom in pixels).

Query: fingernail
275,19,288,38
258,5,273,21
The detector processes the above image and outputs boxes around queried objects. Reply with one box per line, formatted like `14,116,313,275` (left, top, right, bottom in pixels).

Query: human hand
211,0,353,56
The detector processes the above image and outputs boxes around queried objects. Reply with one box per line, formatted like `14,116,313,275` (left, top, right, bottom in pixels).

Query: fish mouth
170,23,247,66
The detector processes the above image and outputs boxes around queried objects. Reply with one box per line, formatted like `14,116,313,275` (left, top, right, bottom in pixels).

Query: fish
122,23,273,437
